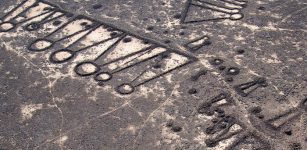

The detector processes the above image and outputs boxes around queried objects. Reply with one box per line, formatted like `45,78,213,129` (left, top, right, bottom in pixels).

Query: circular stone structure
75,62,100,76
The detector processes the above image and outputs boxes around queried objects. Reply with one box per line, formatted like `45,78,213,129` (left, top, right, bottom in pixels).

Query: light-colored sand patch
105,36,149,62
53,50,73,61
161,126,180,144
193,132,209,145
0,22,14,31
79,63,98,73
261,53,282,64
54,135,68,147
163,53,189,72
32,40,52,50
20,104,43,121
2,0,37,22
